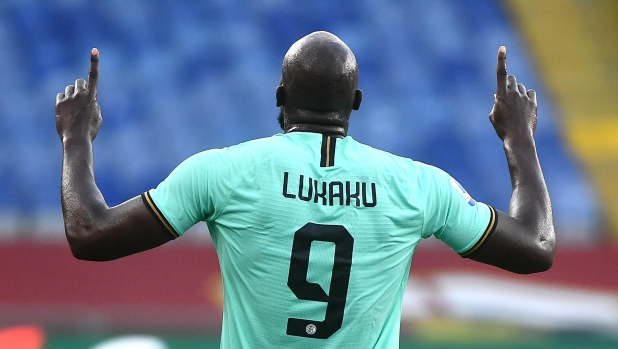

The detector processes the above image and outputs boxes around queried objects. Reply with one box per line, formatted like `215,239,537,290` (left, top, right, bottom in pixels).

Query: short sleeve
420,165,497,256
143,149,231,237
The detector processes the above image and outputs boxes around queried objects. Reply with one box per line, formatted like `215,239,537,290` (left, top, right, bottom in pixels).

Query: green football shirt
144,132,496,348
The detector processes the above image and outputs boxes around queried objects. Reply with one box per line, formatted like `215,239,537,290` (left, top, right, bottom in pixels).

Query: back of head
281,31,359,113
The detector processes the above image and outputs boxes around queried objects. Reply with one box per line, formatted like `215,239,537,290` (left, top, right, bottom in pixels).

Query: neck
286,124,346,137
283,109,350,137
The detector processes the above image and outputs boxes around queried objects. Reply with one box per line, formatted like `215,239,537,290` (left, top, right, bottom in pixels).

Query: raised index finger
496,46,507,96
88,48,99,100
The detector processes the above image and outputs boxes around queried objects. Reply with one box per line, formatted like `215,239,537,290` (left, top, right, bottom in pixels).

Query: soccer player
55,31,555,348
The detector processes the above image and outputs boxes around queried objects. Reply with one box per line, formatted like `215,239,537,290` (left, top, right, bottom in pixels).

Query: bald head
276,31,362,135
280,31,359,111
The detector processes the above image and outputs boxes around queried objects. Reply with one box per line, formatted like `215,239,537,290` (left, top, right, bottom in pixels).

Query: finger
507,75,517,91
56,93,64,104
75,78,87,95
527,89,537,104
496,46,507,95
65,85,75,96
88,48,99,100
517,83,526,94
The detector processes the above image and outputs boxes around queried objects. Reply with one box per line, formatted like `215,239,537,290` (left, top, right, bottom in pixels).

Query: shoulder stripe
320,135,337,167
460,206,497,258
141,192,180,239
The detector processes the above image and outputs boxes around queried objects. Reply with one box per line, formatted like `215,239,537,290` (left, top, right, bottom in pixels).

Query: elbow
515,257,553,274
65,224,112,262
68,239,114,261
536,243,556,273
62,203,118,261
517,234,556,274
70,247,91,261
523,251,553,274
68,239,96,261
66,229,97,261
535,228,556,273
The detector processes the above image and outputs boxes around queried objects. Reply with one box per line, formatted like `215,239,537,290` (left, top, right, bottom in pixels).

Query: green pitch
43,333,618,349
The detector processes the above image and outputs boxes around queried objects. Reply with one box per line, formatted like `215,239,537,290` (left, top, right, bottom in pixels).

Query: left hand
55,48,103,142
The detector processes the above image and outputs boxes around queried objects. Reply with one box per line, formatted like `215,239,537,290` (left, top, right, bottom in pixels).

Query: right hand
489,46,537,142
55,48,103,142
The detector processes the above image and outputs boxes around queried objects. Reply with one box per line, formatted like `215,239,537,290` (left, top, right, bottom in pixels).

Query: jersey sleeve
143,149,231,237
419,165,497,256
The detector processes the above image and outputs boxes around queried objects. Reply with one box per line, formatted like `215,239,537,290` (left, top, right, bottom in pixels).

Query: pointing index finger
496,46,507,96
88,48,99,100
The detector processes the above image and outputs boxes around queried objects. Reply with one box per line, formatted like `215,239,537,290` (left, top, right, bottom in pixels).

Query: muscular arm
465,47,556,274
56,49,173,261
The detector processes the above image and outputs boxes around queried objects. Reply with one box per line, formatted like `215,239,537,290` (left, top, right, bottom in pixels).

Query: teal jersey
145,132,496,349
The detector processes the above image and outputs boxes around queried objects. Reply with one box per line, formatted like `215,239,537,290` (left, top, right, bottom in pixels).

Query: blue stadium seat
0,0,601,240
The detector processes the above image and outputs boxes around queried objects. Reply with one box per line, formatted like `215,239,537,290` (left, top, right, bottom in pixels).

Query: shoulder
344,137,441,175
184,134,286,163
341,137,403,162
218,134,296,156
172,135,297,179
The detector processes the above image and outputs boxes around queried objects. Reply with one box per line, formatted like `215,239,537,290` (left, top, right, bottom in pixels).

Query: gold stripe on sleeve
460,205,497,258
141,192,180,239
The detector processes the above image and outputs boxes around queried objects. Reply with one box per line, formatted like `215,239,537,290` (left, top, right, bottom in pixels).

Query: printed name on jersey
282,172,377,207
449,177,476,206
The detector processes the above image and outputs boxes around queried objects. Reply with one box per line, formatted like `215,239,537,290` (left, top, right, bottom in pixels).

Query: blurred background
0,0,617,348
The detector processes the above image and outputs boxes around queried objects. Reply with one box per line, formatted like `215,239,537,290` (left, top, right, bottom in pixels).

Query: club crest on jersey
450,177,476,206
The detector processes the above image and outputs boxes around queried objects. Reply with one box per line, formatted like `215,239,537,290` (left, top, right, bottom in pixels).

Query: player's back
209,132,427,348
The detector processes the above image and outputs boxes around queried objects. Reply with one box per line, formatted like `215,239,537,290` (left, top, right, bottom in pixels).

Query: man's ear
276,85,285,107
352,89,362,110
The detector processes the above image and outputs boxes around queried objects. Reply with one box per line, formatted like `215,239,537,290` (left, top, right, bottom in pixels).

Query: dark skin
56,48,172,261
275,32,362,136
469,46,555,273
56,35,555,273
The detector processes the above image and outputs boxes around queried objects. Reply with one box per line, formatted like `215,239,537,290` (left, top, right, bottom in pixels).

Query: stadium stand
0,0,602,242
507,0,618,238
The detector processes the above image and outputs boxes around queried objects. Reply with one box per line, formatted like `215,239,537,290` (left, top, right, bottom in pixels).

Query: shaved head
276,31,362,135
282,31,358,111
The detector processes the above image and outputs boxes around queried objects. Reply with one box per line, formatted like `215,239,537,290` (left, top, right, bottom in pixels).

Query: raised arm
466,46,556,274
55,49,174,261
